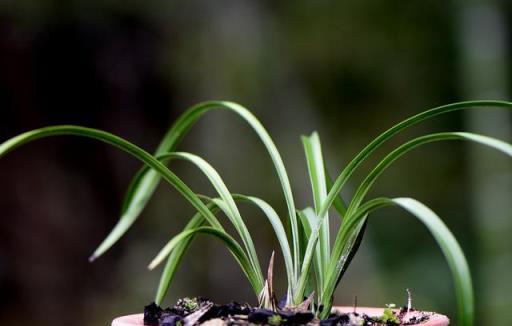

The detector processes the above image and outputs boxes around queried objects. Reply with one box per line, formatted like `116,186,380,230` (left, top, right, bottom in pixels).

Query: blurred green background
0,0,511,325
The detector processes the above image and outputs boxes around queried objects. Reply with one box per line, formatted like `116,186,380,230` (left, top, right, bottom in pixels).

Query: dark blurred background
0,1,511,325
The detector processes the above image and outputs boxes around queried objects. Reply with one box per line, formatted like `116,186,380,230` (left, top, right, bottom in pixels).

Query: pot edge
112,306,449,326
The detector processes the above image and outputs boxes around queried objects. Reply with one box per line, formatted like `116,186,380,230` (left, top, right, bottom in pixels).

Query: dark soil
143,298,433,326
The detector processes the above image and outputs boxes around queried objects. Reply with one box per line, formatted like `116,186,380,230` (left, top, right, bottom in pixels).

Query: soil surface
143,298,433,326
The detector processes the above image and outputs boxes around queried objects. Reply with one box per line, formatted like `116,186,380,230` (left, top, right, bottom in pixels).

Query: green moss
268,314,282,326
376,303,400,325
177,297,198,312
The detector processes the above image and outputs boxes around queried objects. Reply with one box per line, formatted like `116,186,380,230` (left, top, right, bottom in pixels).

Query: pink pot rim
334,307,449,325
112,306,449,326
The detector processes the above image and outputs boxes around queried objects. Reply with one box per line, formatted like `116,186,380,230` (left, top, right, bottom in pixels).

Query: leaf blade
107,101,300,284
297,207,324,302
325,168,347,219
302,132,330,295
347,132,512,215
0,126,224,264
149,226,263,295
321,197,474,326
320,100,512,219
323,131,511,314
232,194,295,300
154,210,209,304
393,198,473,326
156,152,264,287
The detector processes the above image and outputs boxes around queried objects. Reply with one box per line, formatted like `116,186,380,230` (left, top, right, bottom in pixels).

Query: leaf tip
148,259,159,270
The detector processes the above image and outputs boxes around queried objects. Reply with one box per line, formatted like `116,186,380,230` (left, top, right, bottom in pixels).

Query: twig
403,288,412,322
406,288,412,314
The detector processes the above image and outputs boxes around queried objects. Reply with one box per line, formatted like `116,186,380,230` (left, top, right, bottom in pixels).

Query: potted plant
1,100,511,326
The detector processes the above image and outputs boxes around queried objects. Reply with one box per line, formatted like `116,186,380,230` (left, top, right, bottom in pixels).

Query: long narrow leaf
232,194,295,302
297,208,324,302
327,132,512,283
155,208,211,304
152,152,264,287
302,132,330,284
0,126,224,253
294,208,324,303
100,101,300,284
149,226,262,295
299,104,512,302
296,214,316,300
321,197,473,326
331,219,367,295
320,100,512,220
325,169,347,219
156,193,296,304
325,198,394,300
394,198,473,326
347,132,512,214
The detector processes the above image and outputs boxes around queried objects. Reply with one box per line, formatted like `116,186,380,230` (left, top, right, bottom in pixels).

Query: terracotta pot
112,307,449,326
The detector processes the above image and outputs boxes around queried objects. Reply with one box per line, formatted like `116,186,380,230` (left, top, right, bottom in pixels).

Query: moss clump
176,297,199,312
376,304,400,325
268,314,282,326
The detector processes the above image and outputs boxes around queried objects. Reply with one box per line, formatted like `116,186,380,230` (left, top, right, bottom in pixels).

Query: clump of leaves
2,100,512,326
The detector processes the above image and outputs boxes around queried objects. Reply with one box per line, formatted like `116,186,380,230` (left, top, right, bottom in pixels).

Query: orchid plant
1,100,512,326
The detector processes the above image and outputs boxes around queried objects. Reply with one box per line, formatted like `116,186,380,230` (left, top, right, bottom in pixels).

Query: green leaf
347,132,512,215
327,132,512,286
294,206,325,303
100,101,300,284
0,126,224,252
232,194,295,301
320,100,512,220
325,169,347,219
324,131,511,323
152,152,264,288
297,207,324,302
155,193,296,304
393,198,473,326
154,207,211,304
302,132,330,284
149,226,263,296
320,197,474,326
296,213,316,299
0,125,261,303
300,103,512,304
331,219,367,291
